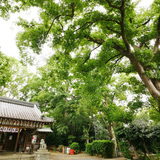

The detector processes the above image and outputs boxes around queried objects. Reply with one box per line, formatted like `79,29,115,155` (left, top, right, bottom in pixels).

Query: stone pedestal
35,148,50,160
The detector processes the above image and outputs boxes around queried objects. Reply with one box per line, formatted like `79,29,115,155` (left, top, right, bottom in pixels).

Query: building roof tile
0,96,53,123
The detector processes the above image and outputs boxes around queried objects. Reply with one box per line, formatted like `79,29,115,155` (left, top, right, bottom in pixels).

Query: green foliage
0,52,33,98
116,116,160,155
13,0,160,113
86,143,93,156
86,140,114,158
118,141,132,159
68,135,75,145
0,52,12,89
59,145,63,152
69,142,80,153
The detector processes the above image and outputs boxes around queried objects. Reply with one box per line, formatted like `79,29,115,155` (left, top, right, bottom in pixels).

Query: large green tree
15,0,160,112
0,52,33,98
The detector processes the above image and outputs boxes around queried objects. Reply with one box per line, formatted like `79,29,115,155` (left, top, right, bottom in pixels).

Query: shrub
119,141,132,159
68,135,76,145
59,145,63,152
86,143,93,155
70,142,80,153
86,140,115,158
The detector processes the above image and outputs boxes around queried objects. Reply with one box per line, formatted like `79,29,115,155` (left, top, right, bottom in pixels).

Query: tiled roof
37,127,53,133
0,96,53,123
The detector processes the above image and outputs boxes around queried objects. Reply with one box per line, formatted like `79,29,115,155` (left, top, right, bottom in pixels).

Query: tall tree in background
0,52,33,98
14,0,160,112
0,52,12,95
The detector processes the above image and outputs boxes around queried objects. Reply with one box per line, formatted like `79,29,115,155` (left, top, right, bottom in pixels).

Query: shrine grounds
0,151,126,160
50,152,126,160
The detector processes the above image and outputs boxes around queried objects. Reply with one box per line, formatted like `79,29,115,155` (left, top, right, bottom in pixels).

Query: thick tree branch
152,16,160,61
120,0,131,53
106,0,121,9
113,42,127,55
151,78,160,92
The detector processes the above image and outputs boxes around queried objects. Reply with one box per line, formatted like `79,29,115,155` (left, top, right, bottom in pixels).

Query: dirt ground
50,152,126,160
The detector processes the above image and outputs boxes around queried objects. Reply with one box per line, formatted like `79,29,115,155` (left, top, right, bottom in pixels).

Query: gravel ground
50,152,126,160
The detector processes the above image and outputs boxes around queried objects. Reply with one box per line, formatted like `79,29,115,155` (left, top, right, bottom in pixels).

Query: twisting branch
142,19,151,26
75,18,120,32
75,20,99,32
106,0,121,9
45,3,75,39
106,26,121,35
45,15,61,38
66,3,75,18
120,0,131,53
114,55,124,64
87,36,105,45
101,18,121,25
152,16,160,61
83,45,101,64
59,22,65,32
105,54,122,64
150,103,160,113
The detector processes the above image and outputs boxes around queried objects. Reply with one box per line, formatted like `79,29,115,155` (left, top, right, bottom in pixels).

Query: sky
0,0,154,70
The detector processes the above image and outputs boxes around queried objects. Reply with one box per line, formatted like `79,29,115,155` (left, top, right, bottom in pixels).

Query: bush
86,140,115,158
68,135,76,145
86,143,93,156
119,141,132,159
59,145,63,152
70,142,80,153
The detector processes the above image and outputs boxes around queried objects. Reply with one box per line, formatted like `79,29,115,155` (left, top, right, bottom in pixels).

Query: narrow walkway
50,152,126,160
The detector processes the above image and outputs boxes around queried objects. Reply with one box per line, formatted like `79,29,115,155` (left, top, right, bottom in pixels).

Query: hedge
86,143,93,156
86,140,115,158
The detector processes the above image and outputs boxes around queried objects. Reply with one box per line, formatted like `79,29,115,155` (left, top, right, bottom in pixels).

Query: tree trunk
108,121,114,140
132,146,139,160
128,53,160,112
86,137,89,144
143,140,151,159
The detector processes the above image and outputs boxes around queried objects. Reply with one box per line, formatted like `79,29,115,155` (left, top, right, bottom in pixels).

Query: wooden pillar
14,128,21,153
24,131,29,152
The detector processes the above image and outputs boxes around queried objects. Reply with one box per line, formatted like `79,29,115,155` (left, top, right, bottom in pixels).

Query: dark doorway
4,133,17,151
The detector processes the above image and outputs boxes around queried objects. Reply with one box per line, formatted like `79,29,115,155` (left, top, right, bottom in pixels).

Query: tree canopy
12,0,160,112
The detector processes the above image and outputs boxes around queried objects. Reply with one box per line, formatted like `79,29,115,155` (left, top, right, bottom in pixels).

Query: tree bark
108,121,114,140
132,146,139,160
143,140,151,159
128,53,160,112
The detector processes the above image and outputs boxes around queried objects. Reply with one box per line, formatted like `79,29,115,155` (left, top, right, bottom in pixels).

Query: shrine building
0,96,53,153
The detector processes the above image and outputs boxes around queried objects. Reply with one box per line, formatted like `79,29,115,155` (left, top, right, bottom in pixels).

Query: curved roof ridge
0,96,34,108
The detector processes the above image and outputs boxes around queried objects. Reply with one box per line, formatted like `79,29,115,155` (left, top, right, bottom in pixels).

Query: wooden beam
24,131,29,152
14,128,21,153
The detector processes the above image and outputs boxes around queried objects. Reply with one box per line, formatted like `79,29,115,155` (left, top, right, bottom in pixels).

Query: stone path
50,152,126,160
